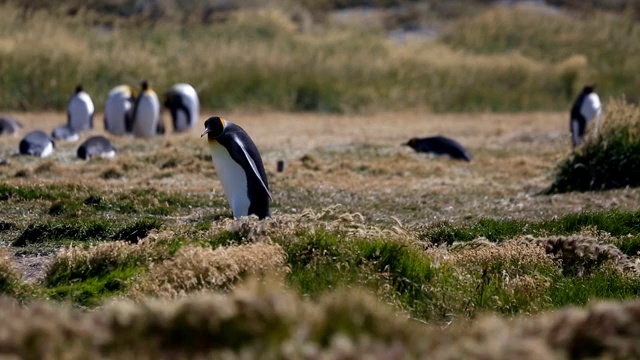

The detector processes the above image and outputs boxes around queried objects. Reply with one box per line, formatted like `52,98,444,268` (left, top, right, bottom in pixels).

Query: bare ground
1,110,636,227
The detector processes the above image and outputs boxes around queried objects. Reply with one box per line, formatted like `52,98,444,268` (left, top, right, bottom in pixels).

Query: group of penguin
0,83,603,221
2,80,200,160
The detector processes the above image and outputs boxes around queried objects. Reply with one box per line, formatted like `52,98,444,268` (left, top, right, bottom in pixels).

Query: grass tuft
549,99,640,193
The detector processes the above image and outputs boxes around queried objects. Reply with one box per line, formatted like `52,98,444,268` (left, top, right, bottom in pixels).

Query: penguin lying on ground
131,80,161,138
570,85,602,148
51,124,79,142
19,131,55,157
104,85,136,136
67,85,95,132
405,136,472,162
201,116,272,219
77,136,116,160
164,83,199,133
0,116,23,136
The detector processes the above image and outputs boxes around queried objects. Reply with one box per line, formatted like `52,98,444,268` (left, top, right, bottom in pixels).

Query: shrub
548,99,640,193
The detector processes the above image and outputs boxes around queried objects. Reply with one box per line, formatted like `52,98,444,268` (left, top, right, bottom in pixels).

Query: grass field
1,110,640,357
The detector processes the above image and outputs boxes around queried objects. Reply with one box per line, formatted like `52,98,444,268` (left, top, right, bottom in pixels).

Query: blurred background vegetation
0,0,639,113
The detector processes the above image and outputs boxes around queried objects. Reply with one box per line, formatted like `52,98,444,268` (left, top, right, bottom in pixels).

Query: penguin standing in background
77,136,116,160
131,80,161,138
104,85,136,136
201,116,272,219
570,85,602,148
67,85,95,132
0,116,23,136
164,83,199,133
51,124,79,142
19,131,55,157
405,136,472,162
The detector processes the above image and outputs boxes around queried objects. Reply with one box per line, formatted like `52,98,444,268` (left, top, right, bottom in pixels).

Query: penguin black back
19,130,55,156
77,135,116,160
406,136,472,162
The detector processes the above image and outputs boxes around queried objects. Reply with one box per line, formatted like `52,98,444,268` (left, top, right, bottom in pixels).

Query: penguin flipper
232,135,272,200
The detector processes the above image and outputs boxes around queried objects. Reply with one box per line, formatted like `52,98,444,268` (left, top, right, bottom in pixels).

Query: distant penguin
19,131,55,157
164,83,199,133
77,136,116,160
67,85,95,132
201,116,272,219
405,136,472,162
570,85,602,148
104,85,136,136
51,124,79,142
0,116,23,136
131,80,161,138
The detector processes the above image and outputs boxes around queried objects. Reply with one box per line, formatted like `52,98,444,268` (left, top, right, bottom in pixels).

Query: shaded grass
13,218,163,247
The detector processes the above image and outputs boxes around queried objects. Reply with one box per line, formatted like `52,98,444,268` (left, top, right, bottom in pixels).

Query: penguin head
583,84,596,94
141,80,149,92
75,84,84,94
201,116,227,139
405,138,418,149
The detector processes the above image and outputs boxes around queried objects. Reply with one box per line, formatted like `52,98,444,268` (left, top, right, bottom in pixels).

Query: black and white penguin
570,85,602,148
19,131,55,157
51,124,79,142
131,80,161,138
77,136,116,160
201,116,272,219
104,85,136,136
164,83,199,133
405,136,472,162
67,85,95,132
0,116,23,136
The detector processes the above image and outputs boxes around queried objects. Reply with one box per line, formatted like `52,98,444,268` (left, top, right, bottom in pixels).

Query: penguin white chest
208,140,251,217
40,142,54,158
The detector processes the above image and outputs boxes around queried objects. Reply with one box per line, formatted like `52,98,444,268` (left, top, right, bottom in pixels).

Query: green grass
46,266,145,307
12,218,163,247
422,210,640,251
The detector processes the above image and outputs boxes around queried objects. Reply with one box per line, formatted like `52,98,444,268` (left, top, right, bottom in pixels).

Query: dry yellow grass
1,110,639,225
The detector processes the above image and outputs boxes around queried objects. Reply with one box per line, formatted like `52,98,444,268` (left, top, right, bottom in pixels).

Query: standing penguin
77,136,116,160
131,80,161,138
405,136,472,162
67,85,95,132
570,85,602,148
19,131,55,157
201,116,272,219
104,85,136,136
164,83,199,133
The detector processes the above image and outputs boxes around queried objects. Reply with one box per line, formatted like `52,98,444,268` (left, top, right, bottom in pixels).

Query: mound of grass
13,218,163,247
549,100,640,193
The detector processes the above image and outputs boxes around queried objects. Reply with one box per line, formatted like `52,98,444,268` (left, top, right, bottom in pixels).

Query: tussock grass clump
549,99,640,193
131,242,287,299
0,249,21,295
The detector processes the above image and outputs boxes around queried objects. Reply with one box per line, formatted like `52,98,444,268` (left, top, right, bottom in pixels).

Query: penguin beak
200,128,211,138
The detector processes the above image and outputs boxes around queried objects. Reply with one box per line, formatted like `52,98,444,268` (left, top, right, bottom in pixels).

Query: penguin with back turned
67,84,95,132
104,84,136,136
201,116,271,219
164,83,199,133
131,80,161,138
